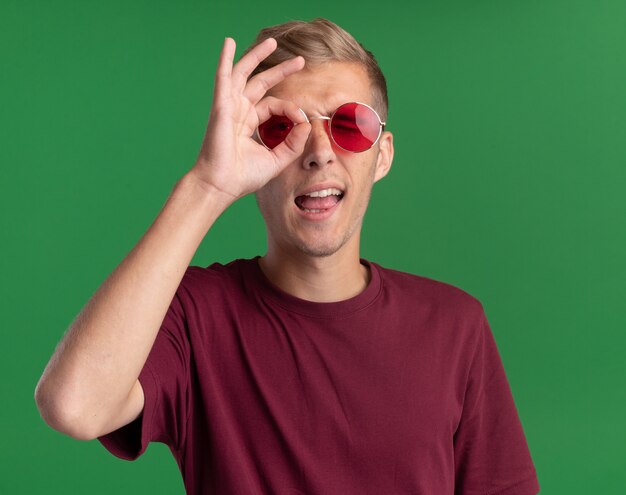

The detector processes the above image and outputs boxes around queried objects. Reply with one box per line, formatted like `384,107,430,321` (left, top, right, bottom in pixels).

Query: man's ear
374,131,394,183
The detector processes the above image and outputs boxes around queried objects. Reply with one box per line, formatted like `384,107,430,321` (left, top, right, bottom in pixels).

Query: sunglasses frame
257,101,386,153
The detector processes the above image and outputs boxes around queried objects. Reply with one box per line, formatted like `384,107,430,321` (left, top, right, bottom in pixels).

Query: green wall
2,0,624,492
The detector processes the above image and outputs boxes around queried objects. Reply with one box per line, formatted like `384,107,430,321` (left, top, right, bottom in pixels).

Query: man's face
255,61,393,259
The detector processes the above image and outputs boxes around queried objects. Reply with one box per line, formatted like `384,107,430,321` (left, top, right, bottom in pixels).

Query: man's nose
301,118,336,170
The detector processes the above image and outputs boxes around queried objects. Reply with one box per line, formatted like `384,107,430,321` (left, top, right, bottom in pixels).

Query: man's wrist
161,171,235,233
176,170,237,210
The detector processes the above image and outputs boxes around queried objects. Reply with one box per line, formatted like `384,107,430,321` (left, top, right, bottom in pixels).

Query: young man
35,19,540,495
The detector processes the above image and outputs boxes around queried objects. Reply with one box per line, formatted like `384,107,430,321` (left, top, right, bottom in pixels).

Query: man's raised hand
191,37,311,202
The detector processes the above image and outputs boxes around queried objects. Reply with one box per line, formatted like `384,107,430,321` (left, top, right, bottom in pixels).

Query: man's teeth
305,188,343,198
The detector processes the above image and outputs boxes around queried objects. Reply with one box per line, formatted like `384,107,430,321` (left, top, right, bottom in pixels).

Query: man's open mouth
294,188,344,213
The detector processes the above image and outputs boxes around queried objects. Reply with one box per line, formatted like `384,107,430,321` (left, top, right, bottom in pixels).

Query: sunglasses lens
257,103,382,152
258,115,294,149
331,103,381,152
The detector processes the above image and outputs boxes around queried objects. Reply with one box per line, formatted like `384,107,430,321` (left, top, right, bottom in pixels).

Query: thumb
270,121,311,169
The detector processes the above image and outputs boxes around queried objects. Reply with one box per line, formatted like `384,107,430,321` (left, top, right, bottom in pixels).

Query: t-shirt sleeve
453,310,540,495
97,289,190,460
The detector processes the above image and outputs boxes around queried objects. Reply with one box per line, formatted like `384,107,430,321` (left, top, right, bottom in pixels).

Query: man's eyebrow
314,100,357,117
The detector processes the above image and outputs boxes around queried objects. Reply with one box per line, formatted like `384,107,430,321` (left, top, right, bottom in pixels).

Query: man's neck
258,246,370,303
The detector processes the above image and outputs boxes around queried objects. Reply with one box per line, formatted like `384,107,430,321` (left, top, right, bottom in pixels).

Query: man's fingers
253,97,311,171
232,38,278,88
213,37,236,104
243,56,305,104
255,96,309,127
270,121,311,169
216,37,236,79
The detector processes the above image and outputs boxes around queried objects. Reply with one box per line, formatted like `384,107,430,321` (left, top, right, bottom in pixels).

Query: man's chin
293,233,350,258
296,243,341,258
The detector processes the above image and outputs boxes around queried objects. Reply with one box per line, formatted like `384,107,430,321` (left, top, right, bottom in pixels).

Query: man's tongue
296,195,341,210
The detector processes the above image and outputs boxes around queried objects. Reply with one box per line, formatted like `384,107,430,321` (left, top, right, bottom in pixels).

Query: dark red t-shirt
98,258,539,494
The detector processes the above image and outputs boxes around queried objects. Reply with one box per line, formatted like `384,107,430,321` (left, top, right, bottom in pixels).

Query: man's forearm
35,171,232,438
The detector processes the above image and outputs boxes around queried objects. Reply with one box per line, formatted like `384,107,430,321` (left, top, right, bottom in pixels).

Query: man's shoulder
186,257,252,276
178,257,256,293
371,261,485,317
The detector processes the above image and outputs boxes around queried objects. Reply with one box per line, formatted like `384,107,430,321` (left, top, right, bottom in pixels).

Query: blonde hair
245,18,388,120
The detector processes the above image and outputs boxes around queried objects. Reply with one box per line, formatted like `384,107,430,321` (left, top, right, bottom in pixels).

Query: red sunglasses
257,101,386,153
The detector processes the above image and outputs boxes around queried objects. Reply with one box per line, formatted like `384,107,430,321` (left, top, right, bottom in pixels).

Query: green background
2,0,624,493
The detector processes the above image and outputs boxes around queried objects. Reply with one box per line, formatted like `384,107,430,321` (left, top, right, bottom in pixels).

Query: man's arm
34,173,230,440
34,37,311,441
